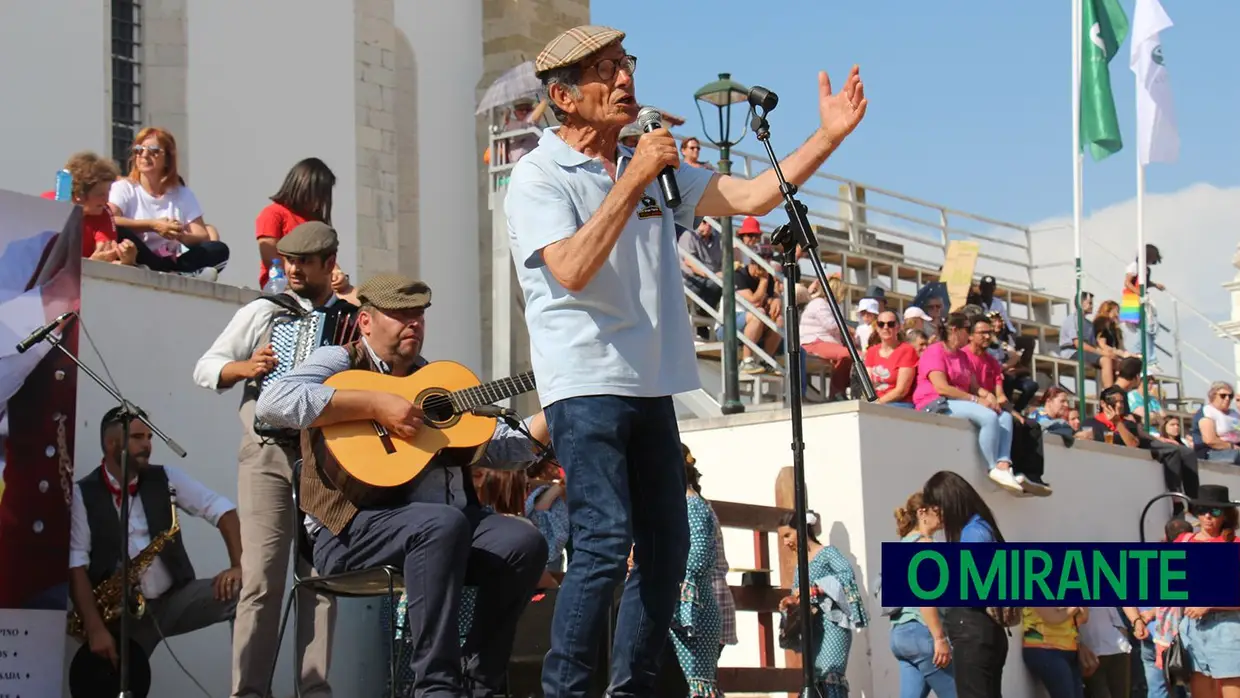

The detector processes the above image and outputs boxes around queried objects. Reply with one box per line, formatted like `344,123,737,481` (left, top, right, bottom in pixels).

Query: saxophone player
67,406,242,665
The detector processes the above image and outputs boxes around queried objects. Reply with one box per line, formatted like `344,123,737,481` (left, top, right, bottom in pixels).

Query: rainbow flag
1120,289,1142,324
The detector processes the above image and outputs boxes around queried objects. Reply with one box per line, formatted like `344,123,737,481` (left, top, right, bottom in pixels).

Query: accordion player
245,293,359,445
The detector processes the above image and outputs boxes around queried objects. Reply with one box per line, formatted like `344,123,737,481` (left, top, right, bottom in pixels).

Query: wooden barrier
708,466,802,695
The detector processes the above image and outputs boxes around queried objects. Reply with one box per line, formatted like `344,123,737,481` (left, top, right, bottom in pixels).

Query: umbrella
476,61,542,115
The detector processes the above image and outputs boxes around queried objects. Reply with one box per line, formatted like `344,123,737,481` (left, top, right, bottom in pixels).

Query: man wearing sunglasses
506,24,868,698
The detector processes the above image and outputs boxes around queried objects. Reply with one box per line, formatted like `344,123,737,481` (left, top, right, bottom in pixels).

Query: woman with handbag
1173,485,1240,698
777,511,869,697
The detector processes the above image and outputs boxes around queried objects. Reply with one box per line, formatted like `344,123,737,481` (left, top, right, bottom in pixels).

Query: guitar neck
450,371,537,412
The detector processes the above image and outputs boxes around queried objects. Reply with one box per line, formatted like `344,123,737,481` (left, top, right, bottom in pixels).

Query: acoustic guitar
320,361,537,487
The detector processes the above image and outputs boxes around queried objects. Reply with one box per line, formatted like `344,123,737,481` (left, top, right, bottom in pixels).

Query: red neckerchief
102,461,138,506
1094,413,1116,431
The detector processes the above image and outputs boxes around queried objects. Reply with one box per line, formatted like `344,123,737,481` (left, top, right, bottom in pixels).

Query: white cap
904,306,932,322
858,298,880,315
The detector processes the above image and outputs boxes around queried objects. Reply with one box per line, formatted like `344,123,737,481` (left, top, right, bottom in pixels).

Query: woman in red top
255,158,336,287
1174,485,1240,698
863,310,917,405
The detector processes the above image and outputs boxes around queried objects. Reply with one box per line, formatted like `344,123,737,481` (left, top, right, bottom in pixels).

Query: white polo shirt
506,128,715,407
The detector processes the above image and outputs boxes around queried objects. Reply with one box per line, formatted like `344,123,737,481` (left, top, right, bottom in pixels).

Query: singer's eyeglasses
589,54,637,82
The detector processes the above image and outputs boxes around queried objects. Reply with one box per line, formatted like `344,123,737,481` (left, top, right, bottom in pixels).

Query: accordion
251,296,359,443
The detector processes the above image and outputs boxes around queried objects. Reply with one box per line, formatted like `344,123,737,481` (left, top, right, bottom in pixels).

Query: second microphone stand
749,104,876,698
33,315,185,698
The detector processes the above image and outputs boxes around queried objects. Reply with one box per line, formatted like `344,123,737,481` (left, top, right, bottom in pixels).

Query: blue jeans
944,399,1013,469
1142,638,1171,698
890,621,957,698
541,395,690,698
314,504,547,697
1022,647,1084,698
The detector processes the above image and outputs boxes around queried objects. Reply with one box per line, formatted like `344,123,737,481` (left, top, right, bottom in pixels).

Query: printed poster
0,189,82,698
941,240,980,312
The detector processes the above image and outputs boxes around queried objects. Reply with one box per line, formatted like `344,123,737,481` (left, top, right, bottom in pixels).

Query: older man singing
506,25,868,698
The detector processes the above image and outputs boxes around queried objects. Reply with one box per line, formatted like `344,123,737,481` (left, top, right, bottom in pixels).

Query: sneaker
740,358,765,374
184,267,219,282
1016,474,1053,497
988,468,1026,495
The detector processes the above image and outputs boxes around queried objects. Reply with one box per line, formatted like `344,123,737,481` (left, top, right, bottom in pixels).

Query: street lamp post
695,73,751,415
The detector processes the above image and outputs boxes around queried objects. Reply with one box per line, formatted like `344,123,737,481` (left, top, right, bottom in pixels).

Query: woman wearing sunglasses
108,127,230,277
1172,485,1240,698
1189,382,1240,464
864,310,917,406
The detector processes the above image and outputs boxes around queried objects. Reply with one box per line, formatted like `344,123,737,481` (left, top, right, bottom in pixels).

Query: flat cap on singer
535,25,625,76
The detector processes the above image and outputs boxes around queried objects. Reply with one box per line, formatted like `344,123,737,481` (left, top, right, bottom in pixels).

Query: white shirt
69,465,235,600
1078,606,1132,656
108,179,204,258
193,292,338,393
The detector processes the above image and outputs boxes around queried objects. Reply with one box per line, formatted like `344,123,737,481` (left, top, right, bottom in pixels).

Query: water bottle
54,170,73,201
264,259,288,294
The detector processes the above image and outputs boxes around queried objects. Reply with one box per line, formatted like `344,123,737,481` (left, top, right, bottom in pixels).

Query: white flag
1129,0,1180,165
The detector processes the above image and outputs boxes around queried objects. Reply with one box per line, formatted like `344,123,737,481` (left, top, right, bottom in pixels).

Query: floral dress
670,492,723,697
790,545,869,697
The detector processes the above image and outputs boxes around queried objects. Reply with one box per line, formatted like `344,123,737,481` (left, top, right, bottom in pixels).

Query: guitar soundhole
417,389,458,428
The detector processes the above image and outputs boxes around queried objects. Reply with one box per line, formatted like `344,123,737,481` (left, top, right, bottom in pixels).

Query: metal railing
689,139,1039,293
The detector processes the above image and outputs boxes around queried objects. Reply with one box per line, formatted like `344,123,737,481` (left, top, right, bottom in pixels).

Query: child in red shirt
41,152,137,265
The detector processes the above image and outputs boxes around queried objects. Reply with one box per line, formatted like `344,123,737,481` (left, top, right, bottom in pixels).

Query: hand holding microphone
631,107,681,208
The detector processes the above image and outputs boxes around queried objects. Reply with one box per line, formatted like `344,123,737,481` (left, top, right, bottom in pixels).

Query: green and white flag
1080,0,1129,161
1130,0,1179,165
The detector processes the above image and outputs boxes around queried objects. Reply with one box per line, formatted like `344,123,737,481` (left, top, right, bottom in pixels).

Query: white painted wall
64,263,386,697
680,401,1240,698
395,0,485,369
0,0,110,195
184,0,358,291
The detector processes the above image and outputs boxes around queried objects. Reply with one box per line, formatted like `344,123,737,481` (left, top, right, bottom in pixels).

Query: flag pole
1137,162,1150,432
1073,0,1087,406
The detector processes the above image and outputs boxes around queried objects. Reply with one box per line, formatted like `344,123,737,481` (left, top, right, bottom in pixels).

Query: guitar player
192,221,346,698
253,272,551,697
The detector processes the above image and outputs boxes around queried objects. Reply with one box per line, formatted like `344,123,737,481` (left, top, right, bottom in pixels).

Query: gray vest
78,466,196,591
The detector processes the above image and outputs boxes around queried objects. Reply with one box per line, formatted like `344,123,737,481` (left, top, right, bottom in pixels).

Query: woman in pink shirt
913,313,1023,495
799,277,855,399
863,310,917,406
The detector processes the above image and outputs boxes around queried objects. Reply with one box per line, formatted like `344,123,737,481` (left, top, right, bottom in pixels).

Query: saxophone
67,487,181,641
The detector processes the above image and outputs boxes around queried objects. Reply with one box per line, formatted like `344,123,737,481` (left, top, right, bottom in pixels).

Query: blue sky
592,0,1239,390
592,0,1236,228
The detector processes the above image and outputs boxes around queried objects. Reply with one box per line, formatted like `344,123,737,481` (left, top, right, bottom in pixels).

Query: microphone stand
498,412,555,463
1138,491,1192,542
748,102,876,698
28,316,186,698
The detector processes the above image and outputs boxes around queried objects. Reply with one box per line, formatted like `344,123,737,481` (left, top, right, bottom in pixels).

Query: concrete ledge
83,259,260,306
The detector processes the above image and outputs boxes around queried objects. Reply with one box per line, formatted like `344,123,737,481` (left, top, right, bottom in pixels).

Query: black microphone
748,86,778,112
635,107,681,209
471,404,518,419
15,311,76,353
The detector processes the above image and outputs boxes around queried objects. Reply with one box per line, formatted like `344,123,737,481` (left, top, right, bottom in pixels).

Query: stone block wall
143,0,190,170
478,0,589,387
354,0,401,281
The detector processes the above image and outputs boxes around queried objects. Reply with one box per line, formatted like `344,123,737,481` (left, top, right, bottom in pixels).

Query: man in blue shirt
506,24,869,698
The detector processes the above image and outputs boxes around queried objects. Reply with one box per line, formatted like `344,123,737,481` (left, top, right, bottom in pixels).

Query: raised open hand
818,66,868,145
